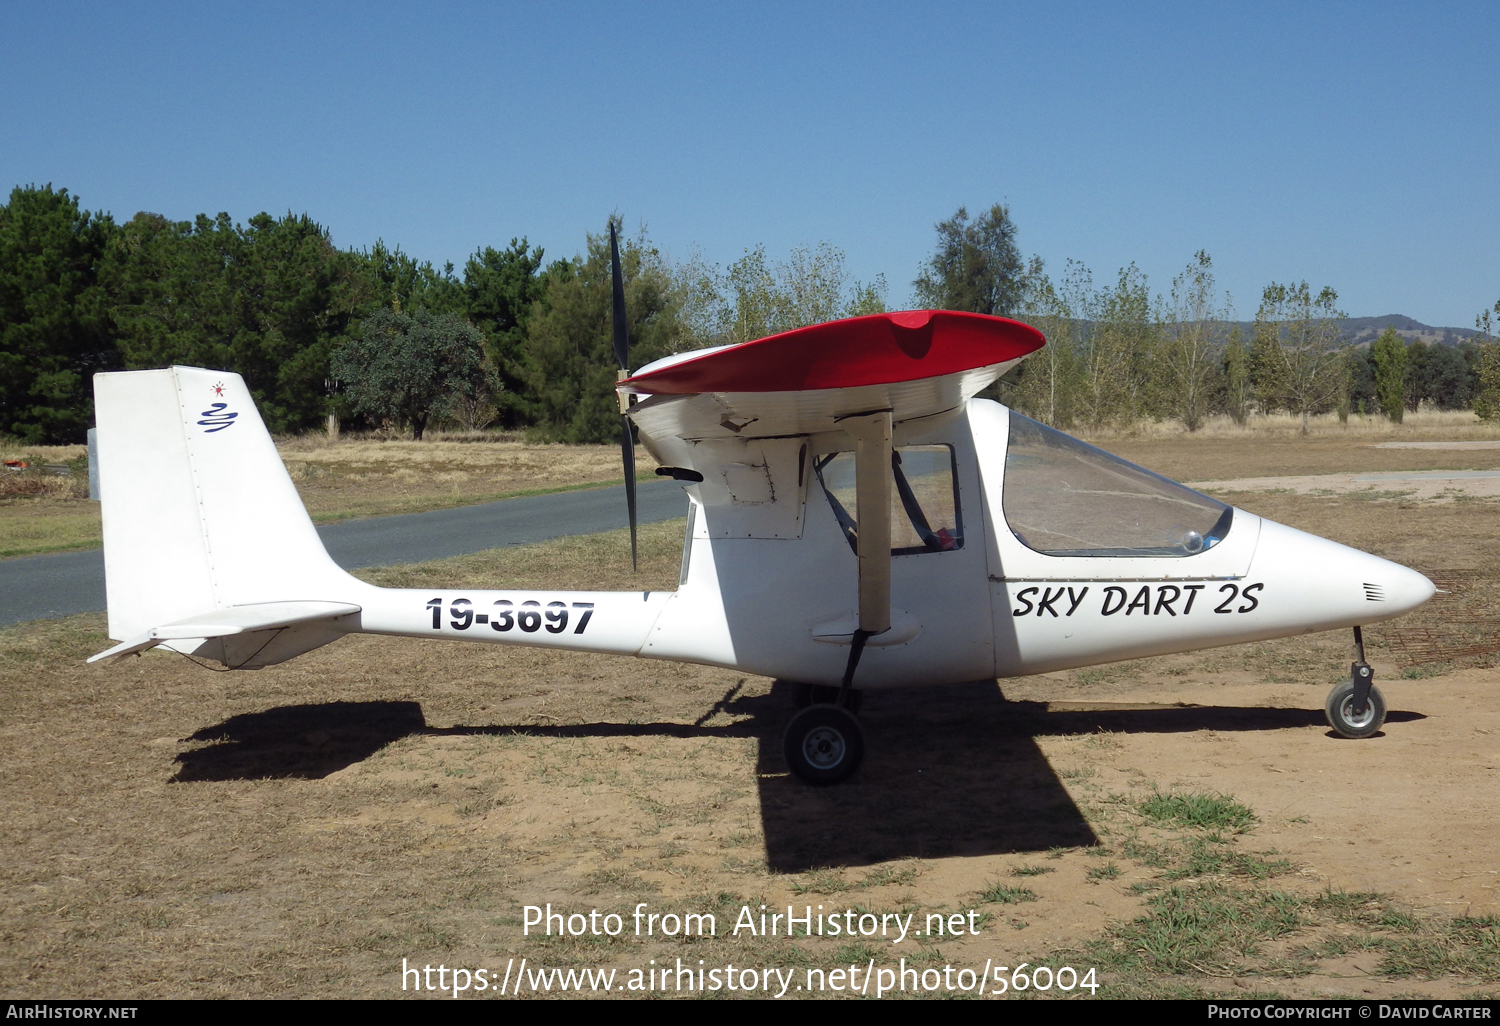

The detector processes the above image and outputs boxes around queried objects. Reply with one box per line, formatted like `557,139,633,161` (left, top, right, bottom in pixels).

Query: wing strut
835,409,893,695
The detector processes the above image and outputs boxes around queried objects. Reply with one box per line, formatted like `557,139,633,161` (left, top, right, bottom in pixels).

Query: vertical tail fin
93,367,357,653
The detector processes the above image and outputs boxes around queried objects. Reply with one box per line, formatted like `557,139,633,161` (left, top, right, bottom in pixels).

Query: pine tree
0,185,117,442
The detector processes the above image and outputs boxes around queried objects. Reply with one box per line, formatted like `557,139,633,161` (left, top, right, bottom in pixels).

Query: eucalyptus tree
1251,282,1347,434
912,204,1025,316
1077,264,1155,428
1471,299,1500,420
331,308,491,440
1155,251,1229,431
1416,341,1475,410
1006,258,1082,426
1220,326,1253,425
677,241,886,349
1370,326,1408,422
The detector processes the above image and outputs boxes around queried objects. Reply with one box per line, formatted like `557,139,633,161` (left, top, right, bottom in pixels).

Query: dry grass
353,519,685,593
274,435,657,523
1077,408,1500,443
3,483,1500,998
4,411,1496,559
0,434,657,558
0,446,95,557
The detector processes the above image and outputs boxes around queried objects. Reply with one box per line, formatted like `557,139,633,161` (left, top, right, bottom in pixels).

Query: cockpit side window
1003,412,1232,557
815,445,963,556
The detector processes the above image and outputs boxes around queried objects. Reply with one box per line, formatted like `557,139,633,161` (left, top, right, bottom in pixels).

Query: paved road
1354,470,1500,481
0,479,687,627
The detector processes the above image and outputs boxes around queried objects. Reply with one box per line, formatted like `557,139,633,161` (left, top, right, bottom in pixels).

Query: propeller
610,220,638,572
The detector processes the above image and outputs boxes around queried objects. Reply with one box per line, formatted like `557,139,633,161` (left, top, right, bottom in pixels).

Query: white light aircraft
88,227,1434,784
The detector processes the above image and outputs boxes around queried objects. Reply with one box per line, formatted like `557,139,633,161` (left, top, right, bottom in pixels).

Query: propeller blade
609,221,628,372
609,219,637,571
621,415,638,572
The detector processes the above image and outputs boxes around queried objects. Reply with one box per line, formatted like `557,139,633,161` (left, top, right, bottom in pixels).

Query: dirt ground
1,431,1498,1000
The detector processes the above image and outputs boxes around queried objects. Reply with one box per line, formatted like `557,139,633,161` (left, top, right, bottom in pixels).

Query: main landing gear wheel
791,681,863,714
1325,678,1387,739
783,704,865,785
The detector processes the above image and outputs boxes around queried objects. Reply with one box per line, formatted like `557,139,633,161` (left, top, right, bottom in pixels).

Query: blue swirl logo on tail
198,403,238,433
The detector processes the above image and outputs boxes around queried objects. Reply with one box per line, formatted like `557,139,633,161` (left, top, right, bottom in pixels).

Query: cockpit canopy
1002,413,1232,557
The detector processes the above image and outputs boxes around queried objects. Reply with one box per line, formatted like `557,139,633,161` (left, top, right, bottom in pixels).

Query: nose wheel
1325,677,1387,738
1325,626,1387,739
783,704,865,785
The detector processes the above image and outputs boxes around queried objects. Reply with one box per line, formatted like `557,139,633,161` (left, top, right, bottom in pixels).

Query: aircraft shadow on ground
172,686,1424,874
172,700,429,782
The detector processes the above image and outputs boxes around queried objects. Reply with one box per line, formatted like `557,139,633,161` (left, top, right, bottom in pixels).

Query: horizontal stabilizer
87,601,361,663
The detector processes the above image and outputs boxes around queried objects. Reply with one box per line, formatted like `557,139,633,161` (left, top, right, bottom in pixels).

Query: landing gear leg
783,630,870,784
792,681,863,714
1325,626,1387,739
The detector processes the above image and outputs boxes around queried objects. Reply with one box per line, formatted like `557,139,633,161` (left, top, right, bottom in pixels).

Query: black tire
1325,678,1387,739
783,704,865,785
791,681,863,713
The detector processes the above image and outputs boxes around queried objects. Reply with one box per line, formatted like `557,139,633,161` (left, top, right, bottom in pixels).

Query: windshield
1003,412,1232,557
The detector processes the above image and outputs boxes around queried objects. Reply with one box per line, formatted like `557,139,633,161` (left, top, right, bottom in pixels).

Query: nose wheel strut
1325,626,1387,739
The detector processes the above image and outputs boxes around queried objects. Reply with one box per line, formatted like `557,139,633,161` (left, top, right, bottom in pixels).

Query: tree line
2,183,1497,444
997,249,1500,434
0,185,886,443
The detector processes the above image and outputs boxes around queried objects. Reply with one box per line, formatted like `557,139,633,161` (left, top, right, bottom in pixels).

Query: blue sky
4,2,1496,326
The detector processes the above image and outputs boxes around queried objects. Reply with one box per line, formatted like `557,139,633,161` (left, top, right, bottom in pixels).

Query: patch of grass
1010,864,1055,877
1345,489,1420,503
1070,875,1500,988
1377,916,1500,982
1118,835,1173,869
1083,730,1124,751
454,794,502,818
0,500,102,557
1083,882,1305,976
1138,791,1257,832
859,862,921,889
791,861,922,895
790,869,853,895
978,883,1039,905
1311,888,1399,922
1167,836,1292,881
1087,862,1121,883
582,869,658,896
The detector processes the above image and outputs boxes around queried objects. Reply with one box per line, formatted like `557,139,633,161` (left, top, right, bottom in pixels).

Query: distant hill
1225,315,1482,347
1336,316,1481,347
